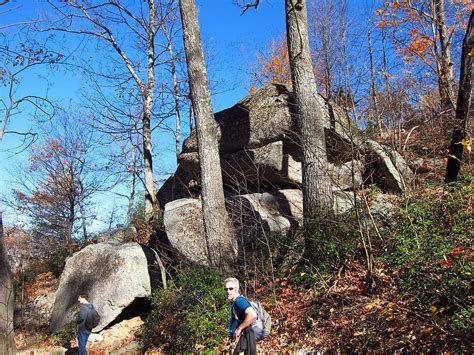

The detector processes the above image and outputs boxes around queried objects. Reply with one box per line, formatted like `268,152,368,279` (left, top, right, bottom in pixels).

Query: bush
51,322,77,345
383,177,473,332
46,249,69,277
303,211,360,273
141,266,229,352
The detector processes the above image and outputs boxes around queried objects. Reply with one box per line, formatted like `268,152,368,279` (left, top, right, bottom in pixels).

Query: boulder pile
157,83,412,265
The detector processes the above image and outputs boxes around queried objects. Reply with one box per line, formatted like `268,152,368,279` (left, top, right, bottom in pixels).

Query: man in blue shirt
225,277,257,354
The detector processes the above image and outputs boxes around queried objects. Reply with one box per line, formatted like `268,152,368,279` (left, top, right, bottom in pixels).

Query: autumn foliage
13,136,90,244
252,36,291,88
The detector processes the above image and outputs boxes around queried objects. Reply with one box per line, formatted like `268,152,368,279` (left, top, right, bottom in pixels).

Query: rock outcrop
157,83,356,208
157,83,412,266
363,140,413,193
49,241,159,332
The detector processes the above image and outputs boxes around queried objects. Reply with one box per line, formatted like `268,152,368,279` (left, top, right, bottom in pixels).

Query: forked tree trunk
0,213,16,354
179,0,236,267
285,0,333,219
445,11,473,183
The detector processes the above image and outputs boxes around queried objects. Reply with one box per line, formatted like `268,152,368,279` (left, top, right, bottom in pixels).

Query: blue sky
0,0,377,230
0,0,288,228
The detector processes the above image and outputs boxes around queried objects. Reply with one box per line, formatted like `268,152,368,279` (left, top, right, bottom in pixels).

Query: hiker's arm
234,307,257,337
77,307,87,324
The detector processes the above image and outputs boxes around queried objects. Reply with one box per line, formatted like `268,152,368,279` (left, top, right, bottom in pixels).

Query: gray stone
49,241,158,332
333,190,357,214
228,189,303,242
181,83,354,160
329,160,364,191
163,198,209,265
163,188,360,266
364,140,413,193
179,141,303,189
368,195,397,227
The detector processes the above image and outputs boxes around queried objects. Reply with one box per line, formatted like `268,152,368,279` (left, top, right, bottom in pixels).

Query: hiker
76,294,94,355
225,277,257,355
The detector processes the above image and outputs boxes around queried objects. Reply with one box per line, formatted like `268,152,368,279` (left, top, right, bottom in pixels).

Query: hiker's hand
234,328,242,338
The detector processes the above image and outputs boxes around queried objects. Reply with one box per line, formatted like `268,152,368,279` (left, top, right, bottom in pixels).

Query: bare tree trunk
179,0,236,267
381,29,392,136
67,194,74,245
143,0,157,223
127,143,138,224
286,0,333,218
368,29,379,135
445,11,473,183
78,182,87,240
0,213,16,354
165,34,182,162
433,0,456,112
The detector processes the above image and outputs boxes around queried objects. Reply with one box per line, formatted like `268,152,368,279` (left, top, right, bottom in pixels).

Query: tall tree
286,0,333,222
160,6,185,162
375,0,470,112
43,0,170,222
0,213,16,354
12,115,103,244
433,0,456,111
308,0,348,100
179,0,236,267
445,10,473,183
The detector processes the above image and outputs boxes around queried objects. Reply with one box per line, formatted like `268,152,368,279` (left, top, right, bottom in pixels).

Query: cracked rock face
49,241,157,332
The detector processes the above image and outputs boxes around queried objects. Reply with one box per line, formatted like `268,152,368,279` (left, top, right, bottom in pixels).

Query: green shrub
142,266,229,352
51,322,77,345
303,211,360,273
46,249,70,277
382,177,473,332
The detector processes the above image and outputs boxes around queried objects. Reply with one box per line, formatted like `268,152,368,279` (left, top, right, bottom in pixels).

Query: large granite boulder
157,84,414,267
179,83,354,174
363,140,413,193
163,191,303,265
179,140,303,190
163,198,208,265
329,160,364,191
163,189,358,266
49,241,159,332
228,189,304,243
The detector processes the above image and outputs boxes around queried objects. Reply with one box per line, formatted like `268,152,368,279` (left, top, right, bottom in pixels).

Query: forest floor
14,256,472,354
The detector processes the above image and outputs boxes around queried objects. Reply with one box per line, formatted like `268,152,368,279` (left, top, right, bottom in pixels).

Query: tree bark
0,213,16,354
179,0,236,267
433,0,456,112
164,29,182,162
79,181,87,240
285,0,333,219
143,0,158,223
445,11,473,183
368,29,379,135
127,143,138,224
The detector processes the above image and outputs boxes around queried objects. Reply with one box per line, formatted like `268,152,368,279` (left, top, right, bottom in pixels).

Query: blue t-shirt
228,295,252,335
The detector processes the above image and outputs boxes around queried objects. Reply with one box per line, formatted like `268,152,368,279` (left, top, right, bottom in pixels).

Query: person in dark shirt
225,277,257,355
76,294,93,355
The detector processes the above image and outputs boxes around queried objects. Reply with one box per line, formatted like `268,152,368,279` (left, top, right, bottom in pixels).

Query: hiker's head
224,277,239,301
77,293,89,304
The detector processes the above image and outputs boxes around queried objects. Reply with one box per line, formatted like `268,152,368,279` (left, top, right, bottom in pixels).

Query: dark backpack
85,306,100,331
250,301,271,340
